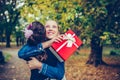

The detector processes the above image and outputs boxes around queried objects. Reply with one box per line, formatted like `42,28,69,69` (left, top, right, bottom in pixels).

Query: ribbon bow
56,33,79,52
63,33,76,47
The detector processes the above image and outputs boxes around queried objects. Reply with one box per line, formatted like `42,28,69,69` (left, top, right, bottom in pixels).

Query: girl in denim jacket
18,20,66,80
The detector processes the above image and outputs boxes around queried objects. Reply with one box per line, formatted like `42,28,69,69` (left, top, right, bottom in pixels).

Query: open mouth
47,31,55,35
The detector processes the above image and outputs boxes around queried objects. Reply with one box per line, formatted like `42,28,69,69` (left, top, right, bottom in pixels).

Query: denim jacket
18,43,65,80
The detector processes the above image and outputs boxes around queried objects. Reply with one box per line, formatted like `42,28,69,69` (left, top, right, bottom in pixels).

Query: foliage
0,0,120,47
106,0,120,48
3,52,12,62
21,0,116,43
110,49,120,55
0,0,20,47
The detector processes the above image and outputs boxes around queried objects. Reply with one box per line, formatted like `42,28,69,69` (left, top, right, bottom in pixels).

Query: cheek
45,28,49,32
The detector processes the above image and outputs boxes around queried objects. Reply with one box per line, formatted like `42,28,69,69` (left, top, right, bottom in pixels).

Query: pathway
0,47,30,80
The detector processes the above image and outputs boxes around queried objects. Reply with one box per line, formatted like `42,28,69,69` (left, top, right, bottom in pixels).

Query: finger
26,61,29,64
30,57,36,60
29,64,31,67
54,39,60,43
28,64,32,69
57,38,62,42
55,36,63,42
55,38,61,42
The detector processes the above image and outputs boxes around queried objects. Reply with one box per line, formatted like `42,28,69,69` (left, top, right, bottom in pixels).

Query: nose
48,26,53,30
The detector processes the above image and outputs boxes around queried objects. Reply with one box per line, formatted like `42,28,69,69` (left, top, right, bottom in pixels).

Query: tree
83,0,119,67
0,0,20,47
106,0,120,49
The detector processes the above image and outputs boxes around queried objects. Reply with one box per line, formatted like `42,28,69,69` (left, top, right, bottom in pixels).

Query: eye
53,25,57,28
45,25,49,28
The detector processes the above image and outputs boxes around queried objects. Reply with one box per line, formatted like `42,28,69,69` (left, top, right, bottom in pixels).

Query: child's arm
18,39,56,60
42,35,63,49
18,35,63,60
18,43,44,60
42,39,54,49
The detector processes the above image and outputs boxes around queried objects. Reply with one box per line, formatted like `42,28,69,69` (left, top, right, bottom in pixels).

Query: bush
110,49,120,56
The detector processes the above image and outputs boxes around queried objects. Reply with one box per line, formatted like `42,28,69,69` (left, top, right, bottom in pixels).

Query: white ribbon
56,33,79,52
63,33,76,47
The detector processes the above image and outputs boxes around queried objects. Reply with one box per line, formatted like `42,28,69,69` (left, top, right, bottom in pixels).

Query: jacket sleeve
18,43,44,60
39,61,65,80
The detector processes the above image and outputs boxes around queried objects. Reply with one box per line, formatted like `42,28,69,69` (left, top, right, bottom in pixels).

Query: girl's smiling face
45,20,59,39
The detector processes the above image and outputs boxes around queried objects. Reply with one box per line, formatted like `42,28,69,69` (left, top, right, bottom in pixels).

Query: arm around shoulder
18,43,44,60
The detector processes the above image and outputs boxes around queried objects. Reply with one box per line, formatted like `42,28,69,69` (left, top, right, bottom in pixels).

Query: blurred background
0,0,120,80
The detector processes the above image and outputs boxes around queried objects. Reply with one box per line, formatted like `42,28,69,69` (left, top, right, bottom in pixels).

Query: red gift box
49,29,82,62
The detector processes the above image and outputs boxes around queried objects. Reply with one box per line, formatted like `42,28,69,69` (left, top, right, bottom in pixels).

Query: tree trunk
86,36,106,67
5,28,11,48
6,34,11,47
16,36,19,47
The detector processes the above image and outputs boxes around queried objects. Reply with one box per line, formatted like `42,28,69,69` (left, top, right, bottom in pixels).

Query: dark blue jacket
18,43,65,80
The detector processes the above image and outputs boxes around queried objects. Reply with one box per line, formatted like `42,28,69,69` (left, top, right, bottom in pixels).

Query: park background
0,0,120,80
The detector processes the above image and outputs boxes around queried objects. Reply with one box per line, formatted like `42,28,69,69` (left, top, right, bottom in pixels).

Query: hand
51,34,64,43
42,34,65,49
36,53,47,61
27,57,42,70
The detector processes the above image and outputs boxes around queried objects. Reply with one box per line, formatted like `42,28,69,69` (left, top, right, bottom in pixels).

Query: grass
3,52,12,62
